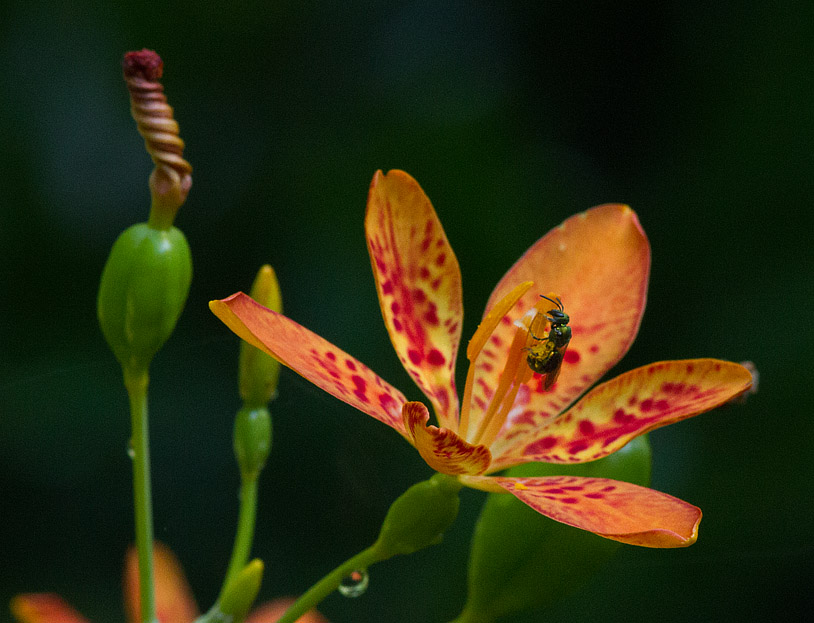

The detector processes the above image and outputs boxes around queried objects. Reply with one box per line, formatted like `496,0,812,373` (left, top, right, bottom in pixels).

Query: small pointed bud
219,559,264,623
97,223,192,373
456,436,652,623
234,406,272,479
374,473,462,559
239,265,283,407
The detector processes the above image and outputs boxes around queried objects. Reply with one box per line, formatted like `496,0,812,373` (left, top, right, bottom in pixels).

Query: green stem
276,545,386,623
124,368,158,623
219,475,259,599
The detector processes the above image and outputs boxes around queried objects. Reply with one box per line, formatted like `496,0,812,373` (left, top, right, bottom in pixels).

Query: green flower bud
374,473,462,559
234,406,272,479
456,436,652,623
239,265,283,407
97,222,192,373
219,559,264,623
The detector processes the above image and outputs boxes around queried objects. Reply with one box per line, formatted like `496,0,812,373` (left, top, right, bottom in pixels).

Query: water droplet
338,569,369,598
127,441,135,459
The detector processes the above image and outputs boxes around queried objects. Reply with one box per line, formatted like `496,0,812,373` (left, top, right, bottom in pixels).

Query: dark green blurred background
2,1,812,621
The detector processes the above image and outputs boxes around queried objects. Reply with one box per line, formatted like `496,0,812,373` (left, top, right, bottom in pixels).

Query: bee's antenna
539,294,563,311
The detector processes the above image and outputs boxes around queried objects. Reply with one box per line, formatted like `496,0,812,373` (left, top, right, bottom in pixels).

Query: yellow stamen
458,282,533,440
468,312,534,446
467,292,562,449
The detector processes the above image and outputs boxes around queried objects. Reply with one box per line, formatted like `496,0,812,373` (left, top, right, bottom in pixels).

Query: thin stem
124,367,158,623
219,475,259,599
276,545,386,623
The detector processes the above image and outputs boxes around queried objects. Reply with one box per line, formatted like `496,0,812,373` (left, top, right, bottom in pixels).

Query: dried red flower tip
122,49,192,227
122,49,163,81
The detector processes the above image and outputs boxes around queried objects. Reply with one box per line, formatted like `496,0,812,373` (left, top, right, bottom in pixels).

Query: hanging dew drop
338,569,369,598
126,440,136,459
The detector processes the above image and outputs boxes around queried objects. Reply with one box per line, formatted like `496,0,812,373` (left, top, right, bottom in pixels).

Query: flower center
458,281,555,447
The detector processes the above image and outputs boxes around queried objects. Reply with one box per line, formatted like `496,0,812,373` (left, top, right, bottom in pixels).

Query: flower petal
468,204,650,444
491,359,753,469
365,170,463,430
10,594,89,623
124,542,198,623
210,294,409,438
246,598,329,622
464,475,701,548
403,402,491,475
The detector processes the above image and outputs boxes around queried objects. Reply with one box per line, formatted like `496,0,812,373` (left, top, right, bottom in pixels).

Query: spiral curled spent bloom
210,170,753,548
11,543,327,623
123,49,192,225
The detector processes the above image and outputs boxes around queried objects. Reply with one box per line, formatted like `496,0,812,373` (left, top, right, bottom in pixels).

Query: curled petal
403,402,491,475
210,294,409,438
491,359,753,469
124,542,198,623
10,594,89,623
469,204,650,444
366,170,463,430
465,475,701,548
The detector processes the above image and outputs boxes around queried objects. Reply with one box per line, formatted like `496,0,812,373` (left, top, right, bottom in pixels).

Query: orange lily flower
210,170,752,548
11,543,327,623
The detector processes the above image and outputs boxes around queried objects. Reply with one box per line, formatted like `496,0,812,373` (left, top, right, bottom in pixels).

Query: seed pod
97,222,192,373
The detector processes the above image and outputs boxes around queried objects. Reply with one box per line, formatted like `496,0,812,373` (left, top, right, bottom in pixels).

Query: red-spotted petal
403,402,491,475
465,475,701,548
366,170,463,430
246,598,330,622
491,359,753,469
210,294,409,439
10,594,89,623
124,542,199,623
467,204,650,445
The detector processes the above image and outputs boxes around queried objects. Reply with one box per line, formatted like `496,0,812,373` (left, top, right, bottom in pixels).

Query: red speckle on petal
627,395,638,406
351,375,369,403
578,420,595,435
382,280,393,295
408,349,423,365
640,398,654,412
585,492,604,499
430,277,442,290
589,344,600,354
686,363,695,374
419,267,431,280
563,349,580,364
379,393,395,410
393,317,403,332
390,301,400,315
560,497,579,504
412,288,427,303
424,303,440,326
655,399,670,410
427,348,446,366
436,252,446,267
325,351,336,361
345,359,357,371
525,436,558,453
568,441,589,454
613,408,629,422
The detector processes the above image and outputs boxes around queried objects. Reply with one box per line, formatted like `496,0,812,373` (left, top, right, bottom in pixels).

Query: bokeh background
2,1,812,621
